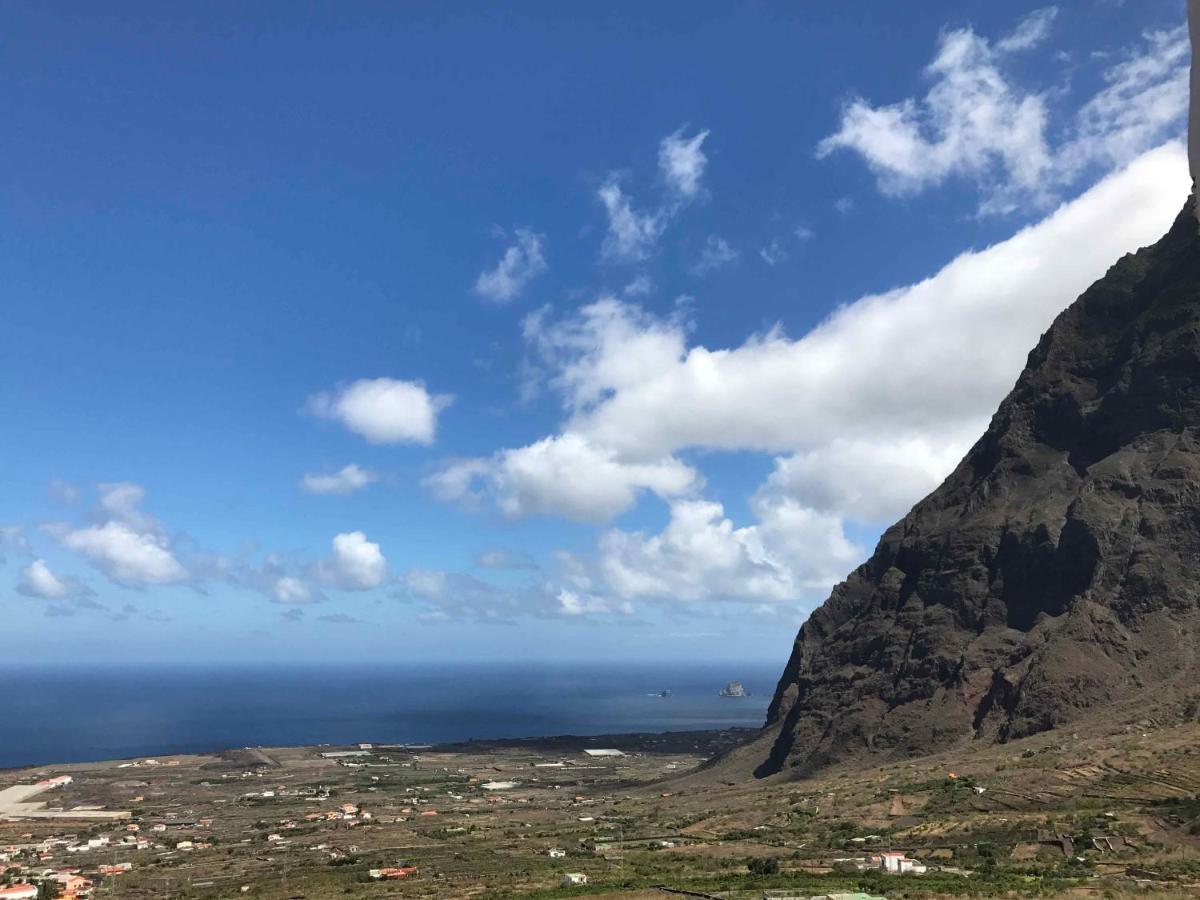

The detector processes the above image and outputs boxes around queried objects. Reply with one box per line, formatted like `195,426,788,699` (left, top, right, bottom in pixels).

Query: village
2,717,1200,899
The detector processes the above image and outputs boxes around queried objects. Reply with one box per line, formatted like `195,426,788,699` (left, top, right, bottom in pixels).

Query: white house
880,850,927,874
563,872,589,885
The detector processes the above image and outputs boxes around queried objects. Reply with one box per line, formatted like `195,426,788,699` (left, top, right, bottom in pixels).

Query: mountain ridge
756,197,1200,777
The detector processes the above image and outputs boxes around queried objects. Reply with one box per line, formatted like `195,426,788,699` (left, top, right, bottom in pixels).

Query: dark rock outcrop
757,199,1200,778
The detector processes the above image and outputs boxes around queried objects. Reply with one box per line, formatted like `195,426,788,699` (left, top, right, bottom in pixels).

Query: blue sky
1,0,1192,663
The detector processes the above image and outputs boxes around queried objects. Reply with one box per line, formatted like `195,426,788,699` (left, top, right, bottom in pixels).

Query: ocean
0,662,777,769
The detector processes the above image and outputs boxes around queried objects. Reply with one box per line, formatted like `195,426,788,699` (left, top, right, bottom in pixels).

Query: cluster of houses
0,860,134,899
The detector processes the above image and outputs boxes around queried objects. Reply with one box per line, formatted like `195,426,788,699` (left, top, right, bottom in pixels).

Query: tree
747,857,780,876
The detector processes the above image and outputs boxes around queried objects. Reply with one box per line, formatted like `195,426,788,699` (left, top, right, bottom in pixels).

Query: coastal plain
4,708,1200,899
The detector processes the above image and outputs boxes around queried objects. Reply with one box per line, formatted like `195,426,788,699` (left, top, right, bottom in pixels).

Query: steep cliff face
758,200,1200,777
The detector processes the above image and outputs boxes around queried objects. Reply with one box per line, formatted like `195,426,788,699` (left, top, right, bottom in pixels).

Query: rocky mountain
756,198,1200,778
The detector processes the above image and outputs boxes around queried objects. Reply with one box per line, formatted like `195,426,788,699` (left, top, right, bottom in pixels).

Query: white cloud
426,432,697,523
558,146,1187,473
216,553,326,607
623,274,653,297
17,559,89,600
818,13,1186,213
317,531,387,591
308,378,451,445
272,575,317,605
995,6,1058,53
760,226,813,266
598,179,666,262
690,235,739,276
97,482,161,533
1059,26,1189,178
658,128,709,197
403,568,534,621
761,434,973,524
47,483,187,587
401,566,628,622
598,498,861,607
61,521,187,586
818,20,1052,208
597,127,711,262
300,464,379,495
405,568,448,599
432,145,1187,614
474,229,547,303
556,588,632,617
523,298,687,412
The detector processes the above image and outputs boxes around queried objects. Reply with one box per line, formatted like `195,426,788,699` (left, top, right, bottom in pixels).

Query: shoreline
1,725,763,775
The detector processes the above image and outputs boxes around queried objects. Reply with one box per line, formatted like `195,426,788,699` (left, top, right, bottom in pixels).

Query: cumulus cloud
300,464,379,496
557,147,1187,469
272,575,317,605
761,434,972,524
317,531,387,591
97,482,163,533
430,144,1187,615
431,144,1185,540
426,432,697,523
658,127,709,197
60,521,186,586
308,378,451,445
17,559,91,601
474,229,547,303
49,484,187,587
522,298,687,412
598,499,859,605
818,11,1186,213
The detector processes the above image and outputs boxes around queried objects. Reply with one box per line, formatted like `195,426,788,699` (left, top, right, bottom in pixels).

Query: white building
547,848,566,858
482,781,518,791
563,872,589,885
880,850,927,874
